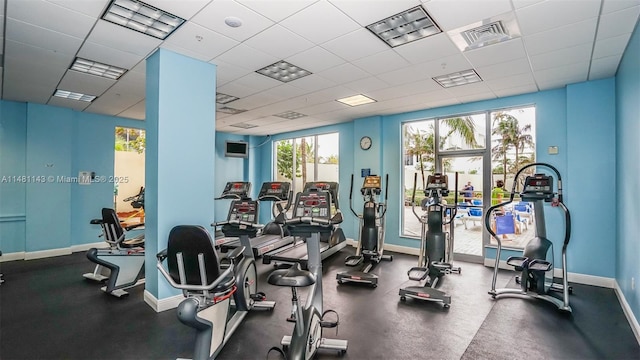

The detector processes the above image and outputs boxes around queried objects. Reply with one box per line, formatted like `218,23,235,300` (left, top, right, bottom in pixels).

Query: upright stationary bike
157,189,275,360
486,163,572,313
336,174,392,287
267,187,348,359
399,173,461,308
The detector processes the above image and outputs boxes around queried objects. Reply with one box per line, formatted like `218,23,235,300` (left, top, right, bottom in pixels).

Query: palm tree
491,112,535,186
440,116,480,150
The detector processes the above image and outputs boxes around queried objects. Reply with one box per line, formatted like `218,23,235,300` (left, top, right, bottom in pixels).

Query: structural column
144,48,216,305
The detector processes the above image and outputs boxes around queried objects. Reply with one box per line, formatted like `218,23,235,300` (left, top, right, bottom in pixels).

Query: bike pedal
320,321,338,328
250,292,267,301
286,316,296,323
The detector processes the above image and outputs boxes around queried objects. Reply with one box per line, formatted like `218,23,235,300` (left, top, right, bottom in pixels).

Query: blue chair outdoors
462,207,483,229
514,202,533,224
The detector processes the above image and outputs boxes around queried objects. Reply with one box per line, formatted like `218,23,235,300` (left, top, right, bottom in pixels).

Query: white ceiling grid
1,0,638,135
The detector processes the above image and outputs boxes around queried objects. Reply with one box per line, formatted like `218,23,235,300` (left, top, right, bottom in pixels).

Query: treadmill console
521,174,555,202
294,192,331,219
227,199,259,223
219,182,251,199
258,182,291,201
303,181,339,205
425,173,449,196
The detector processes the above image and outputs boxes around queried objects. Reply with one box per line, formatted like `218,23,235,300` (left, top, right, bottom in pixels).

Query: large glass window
401,106,536,258
274,132,339,195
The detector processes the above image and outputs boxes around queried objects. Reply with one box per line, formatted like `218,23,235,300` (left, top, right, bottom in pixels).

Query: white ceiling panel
596,6,640,40
58,70,116,96
213,43,278,71
47,96,92,111
522,19,598,56
164,22,239,61
1,0,637,135
191,0,274,42
7,0,97,38
352,49,410,75
515,0,601,36
237,0,317,23
280,1,360,44
285,46,346,73
243,25,314,59
5,18,83,56
328,0,422,27
423,0,512,31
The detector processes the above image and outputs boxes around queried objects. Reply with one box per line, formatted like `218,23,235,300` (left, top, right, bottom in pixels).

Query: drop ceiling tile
164,22,239,61
322,28,388,62
377,64,430,86
393,33,460,64
280,1,360,44
58,70,117,96
534,61,590,89
210,59,253,85
344,77,392,93
589,54,623,80
522,19,598,56
602,0,640,14
7,0,96,38
329,0,422,27
85,88,144,116
475,58,532,80
227,92,284,110
285,46,345,73
352,50,411,75
463,38,527,68
237,0,317,22
295,101,346,116
596,6,640,40
117,99,146,120
78,41,144,71
515,0,600,35
3,77,56,103
492,83,539,98
262,84,309,99
457,92,497,104
47,0,106,18
108,70,145,97
509,0,545,10
485,72,536,91
160,43,212,63
214,43,279,71
287,74,336,92
87,20,162,57
145,0,211,20
5,18,83,56
443,82,494,97
423,0,512,31
47,96,93,111
191,0,274,42
4,40,72,84
244,25,314,59
530,43,592,71
235,72,281,92
416,54,474,79
218,81,263,99
592,33,633,59
317,63,370,83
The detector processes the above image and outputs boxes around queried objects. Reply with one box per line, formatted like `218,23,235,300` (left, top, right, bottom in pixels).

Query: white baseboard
0,251,26,262
71,242,105,253
483,258,615,288
144,289,183,313
24,247,71,260
614,281,640,345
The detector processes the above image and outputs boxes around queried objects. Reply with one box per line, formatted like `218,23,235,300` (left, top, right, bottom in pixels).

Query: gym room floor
0,247,638,360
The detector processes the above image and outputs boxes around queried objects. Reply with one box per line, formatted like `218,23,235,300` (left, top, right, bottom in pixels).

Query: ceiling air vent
461,21,511,49
230,123,257,129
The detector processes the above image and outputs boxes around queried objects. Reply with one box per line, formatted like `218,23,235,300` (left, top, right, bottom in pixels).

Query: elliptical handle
411,173,421,221
348,174,359,218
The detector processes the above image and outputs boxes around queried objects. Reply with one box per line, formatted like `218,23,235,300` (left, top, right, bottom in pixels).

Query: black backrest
166,225,221,286
101,208,125,242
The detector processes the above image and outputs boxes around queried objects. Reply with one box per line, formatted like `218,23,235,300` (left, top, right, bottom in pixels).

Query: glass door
440,155,484,262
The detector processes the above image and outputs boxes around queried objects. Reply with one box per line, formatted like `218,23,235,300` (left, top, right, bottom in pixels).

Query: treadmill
218,182,296,257
262,181,347,270
212,181,253,247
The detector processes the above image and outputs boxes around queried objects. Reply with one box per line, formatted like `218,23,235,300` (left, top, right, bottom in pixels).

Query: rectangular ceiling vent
461,21,511,49
217,106,247,115
230,123,257,129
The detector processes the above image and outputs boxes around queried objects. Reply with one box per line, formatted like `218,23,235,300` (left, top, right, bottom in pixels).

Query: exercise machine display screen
228,200,258,223
258,182,291,200
523,174,553,193
294,193,330,218
426,174,448,190
362,175,381,189
220,182,251,199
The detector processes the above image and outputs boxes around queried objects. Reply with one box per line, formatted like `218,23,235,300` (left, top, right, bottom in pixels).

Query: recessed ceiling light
256,60,312,83
275,111,307,120
230,123,257,129
336,94,377,107
433,69,482,88
366,6,441,48
216,93,239,104
53,89,97,102
101,0,185,40
217,106,247,115
70,58,127,80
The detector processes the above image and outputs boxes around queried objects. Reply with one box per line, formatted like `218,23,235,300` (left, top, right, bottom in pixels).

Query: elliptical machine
336,174,392,287
157,187,275,360
399,172,461,308
486,163,572,313
267,186,348,359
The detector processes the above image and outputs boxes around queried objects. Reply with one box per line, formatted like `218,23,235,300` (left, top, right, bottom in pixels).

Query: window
274,132,339,196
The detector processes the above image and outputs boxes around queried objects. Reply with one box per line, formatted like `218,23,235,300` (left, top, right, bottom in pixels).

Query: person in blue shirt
461,181,474,203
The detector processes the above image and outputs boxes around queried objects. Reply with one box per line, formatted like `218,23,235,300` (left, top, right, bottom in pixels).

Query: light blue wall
259,85,621,280
616,22,640,326
0,101,27,253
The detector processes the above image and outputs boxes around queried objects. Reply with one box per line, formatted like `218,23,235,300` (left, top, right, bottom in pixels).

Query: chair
514,202,533,225
462,207,483,229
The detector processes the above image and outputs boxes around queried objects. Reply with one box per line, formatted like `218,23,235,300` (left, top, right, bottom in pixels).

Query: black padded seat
167,225,224,287
268,263,316,287
101,208,144,248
